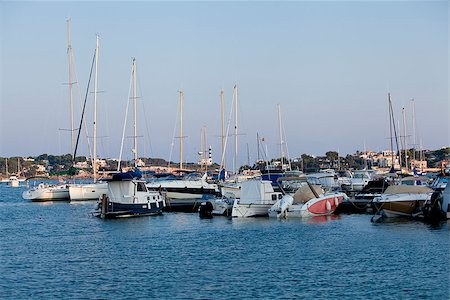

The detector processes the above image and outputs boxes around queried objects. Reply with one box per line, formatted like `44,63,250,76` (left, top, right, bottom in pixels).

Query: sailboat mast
234,84,238,175
93,34,99,182
402,107,408,172
277,104,284,168
388,93,394,170
179,90,184,170
257,133,260,162
132,58,137,167
67,18,74,160
221,89,225,169
412,98,416,163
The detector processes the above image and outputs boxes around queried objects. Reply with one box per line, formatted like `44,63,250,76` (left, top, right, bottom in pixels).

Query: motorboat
231,180,283,218
269,183,346,218
340,170,373,193
69,182,108,201
22,182,70,201
372,176,433,218
96,170,165,219
147,173,220,211
7,175,20,187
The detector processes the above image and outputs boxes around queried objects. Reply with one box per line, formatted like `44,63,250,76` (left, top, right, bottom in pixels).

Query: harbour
1,183,449,299
1,1,449,299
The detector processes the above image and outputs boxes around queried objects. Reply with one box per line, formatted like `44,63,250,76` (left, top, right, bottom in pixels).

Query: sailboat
146,90,220,211
372,94,432,219
69,32,107,201
22,20,77,201
96,58,165,218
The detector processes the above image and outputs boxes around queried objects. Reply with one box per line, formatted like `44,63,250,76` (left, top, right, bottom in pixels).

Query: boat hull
231,202,273,218
22,185,70,201
373,194,431,218
101,201,164,219
69,183,108,201
269,194,345,218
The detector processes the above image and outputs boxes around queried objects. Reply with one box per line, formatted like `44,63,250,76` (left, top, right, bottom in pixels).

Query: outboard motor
199,201,214,219
422,191,445,222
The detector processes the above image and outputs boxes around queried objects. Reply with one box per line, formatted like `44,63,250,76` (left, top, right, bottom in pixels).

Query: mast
234,84,238,175
397,120,402,170
132,58,137,167
257,133,260,162
179,90,184,170
411,98,416,163
220,89,225,169
277,104,284,168
388,93,394,170
93,34,99,182
402,107,408,172
67,18,74,159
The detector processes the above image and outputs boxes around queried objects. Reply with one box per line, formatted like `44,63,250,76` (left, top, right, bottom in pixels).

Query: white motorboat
147,173,220,210
69,182,108,201
340,170,373,192
269,184,347,218
231,180,283,218
22,182,70,201
7,175,20,187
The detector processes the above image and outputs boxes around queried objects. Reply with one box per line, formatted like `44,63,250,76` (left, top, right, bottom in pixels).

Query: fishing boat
97,170,165,219
96,58,165,218
231,179,283,218
372,176,433,218
269,181,346,218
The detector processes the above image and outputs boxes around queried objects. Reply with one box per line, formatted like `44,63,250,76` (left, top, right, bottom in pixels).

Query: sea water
1,183,449,299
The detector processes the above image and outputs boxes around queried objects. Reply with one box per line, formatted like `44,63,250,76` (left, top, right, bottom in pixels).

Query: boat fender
326,200,332,211
334,197,339,207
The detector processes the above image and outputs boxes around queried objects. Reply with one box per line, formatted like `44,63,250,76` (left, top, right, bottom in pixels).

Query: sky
0,1,448,167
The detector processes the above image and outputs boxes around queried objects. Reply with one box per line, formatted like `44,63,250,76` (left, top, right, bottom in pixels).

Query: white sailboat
69,33,107,201
22,20,76,201
146,90,220,210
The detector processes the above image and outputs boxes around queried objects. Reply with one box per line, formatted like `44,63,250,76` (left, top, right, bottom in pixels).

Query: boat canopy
239,180,275,204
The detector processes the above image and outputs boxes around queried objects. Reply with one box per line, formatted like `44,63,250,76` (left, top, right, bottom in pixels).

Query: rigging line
73,50,96,165
72,49,93,165
168,100,180,169
137,73,154,158
118,64,134,172
390,100,401,160
220,89,235,171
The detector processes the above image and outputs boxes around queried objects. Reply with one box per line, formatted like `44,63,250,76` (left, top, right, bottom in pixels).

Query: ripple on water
0,186,449,299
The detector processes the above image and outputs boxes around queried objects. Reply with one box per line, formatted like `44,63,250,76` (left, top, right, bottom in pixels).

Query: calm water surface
1,183,449,299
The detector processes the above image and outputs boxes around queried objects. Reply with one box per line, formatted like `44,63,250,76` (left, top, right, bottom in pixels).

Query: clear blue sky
0,1,448,167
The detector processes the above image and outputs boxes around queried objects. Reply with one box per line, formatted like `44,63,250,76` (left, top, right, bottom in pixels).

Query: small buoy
326,200,332,211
